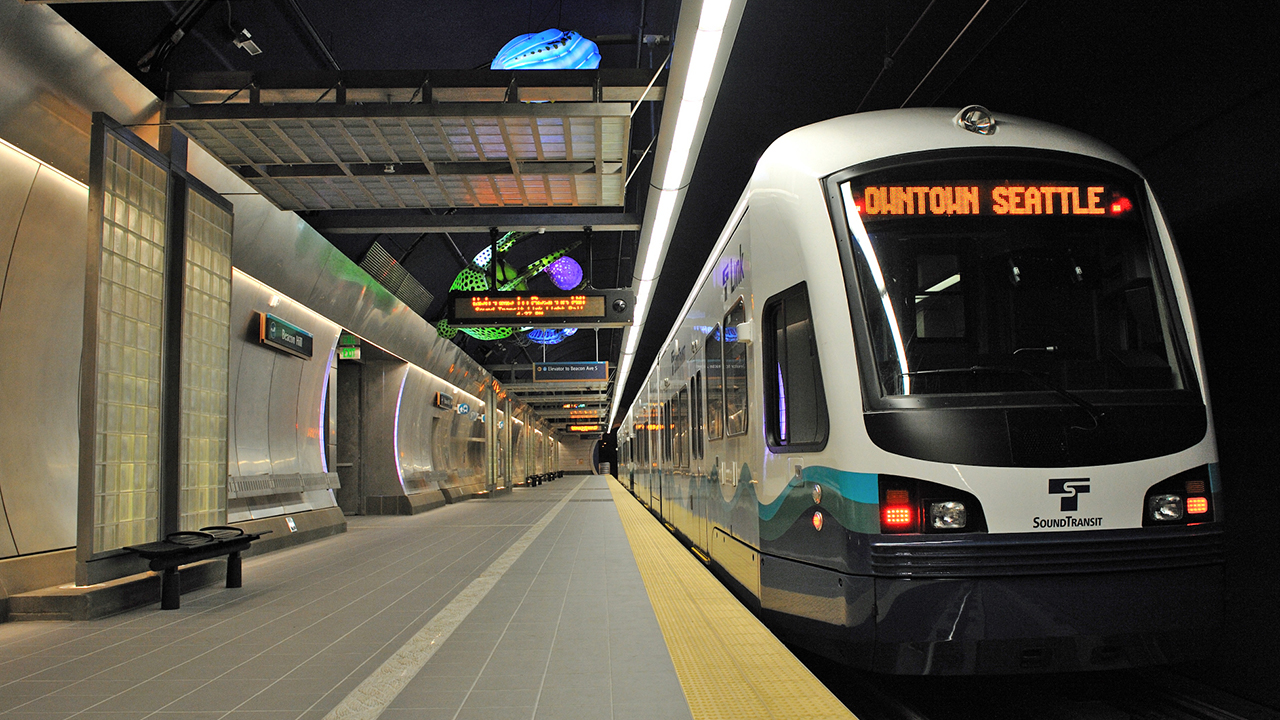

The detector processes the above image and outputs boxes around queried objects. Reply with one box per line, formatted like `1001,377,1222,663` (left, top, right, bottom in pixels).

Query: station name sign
257,312,313,359
854,182,1133,219
448,289,634,328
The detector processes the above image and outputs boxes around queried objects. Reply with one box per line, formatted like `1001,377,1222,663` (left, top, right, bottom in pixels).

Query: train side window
665,399,675,461
691,371,704,460
676,387,690,468
764,282,829,450
706,326,724,440
724,300,750,436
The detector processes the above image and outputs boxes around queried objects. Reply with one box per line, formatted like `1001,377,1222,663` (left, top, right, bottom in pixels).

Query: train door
691,369,708,553
673,384,690,536
658,398,670,518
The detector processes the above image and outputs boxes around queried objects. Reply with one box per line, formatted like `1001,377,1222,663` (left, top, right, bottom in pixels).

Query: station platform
0,475,854,720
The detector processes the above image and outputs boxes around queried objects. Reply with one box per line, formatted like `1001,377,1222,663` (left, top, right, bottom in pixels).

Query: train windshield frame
826,149,1201,413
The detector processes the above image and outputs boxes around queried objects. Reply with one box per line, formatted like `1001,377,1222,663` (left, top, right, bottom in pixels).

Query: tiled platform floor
0,476,852,720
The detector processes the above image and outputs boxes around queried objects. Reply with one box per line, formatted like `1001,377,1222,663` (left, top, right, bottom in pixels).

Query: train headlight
1147,494,1184,522
930,501,967,530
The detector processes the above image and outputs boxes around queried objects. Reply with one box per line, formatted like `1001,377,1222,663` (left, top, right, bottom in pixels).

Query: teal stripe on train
759,466,880,541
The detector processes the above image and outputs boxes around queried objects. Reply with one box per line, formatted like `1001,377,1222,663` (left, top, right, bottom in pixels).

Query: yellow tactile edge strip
607,478,857,720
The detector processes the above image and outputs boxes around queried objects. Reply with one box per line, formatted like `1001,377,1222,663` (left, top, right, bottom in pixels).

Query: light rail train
617,106,1223,674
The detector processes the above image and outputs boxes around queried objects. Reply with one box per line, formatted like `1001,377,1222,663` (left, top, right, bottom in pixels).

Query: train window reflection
724,300,749,436
706,325,724,440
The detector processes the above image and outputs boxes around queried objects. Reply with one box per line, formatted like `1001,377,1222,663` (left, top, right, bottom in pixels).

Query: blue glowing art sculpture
491,29,601,70
526,327,579,345
544,256,584,291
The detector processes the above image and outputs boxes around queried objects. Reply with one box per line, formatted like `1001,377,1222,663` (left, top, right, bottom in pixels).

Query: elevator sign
534,362,609,382
853,183,1133,219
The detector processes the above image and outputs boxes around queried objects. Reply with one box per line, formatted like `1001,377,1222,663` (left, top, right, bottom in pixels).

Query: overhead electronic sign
567,424,603,432
851,182,1135,219
448,289,634,328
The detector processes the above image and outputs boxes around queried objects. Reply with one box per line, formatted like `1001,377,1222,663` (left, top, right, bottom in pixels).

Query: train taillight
1143,465,1216,526
882,505,914,529
879,476,987,534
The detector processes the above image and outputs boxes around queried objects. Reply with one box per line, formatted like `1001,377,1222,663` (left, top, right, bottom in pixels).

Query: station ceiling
49,0,1278,434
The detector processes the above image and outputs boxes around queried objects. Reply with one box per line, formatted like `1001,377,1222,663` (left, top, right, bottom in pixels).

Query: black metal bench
125,526,269,609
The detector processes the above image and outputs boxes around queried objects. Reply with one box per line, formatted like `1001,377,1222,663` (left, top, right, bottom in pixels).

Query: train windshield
835,155,1195,405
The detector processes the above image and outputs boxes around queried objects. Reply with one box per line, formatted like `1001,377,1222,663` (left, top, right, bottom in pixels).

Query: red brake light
883,506,913,527
1186,496,1209,514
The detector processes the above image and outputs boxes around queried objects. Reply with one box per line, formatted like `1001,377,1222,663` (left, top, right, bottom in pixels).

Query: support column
485,381,498,493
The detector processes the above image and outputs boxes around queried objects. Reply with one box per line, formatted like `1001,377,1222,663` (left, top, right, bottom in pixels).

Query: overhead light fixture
609,0,739,429
233,28,262,56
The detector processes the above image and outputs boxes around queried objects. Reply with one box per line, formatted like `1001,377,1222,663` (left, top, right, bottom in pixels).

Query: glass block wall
178,189,233,530
92,134,167,553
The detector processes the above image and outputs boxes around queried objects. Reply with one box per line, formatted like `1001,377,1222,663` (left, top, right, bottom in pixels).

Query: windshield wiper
902,366,1104,430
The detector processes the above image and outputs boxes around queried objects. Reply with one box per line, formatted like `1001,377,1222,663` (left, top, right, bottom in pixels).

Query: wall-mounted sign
257,312,313,359
338,332,360,346
447,289,634,328
434,392,454,410
534,361,609,382
456,402,471,415
337,346,361,361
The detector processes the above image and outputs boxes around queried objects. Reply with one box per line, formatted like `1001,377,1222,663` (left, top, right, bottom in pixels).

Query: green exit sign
338,346,361,360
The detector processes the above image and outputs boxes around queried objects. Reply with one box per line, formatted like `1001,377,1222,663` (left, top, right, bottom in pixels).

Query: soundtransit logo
1033,478,1103,529
1048,478,1090,511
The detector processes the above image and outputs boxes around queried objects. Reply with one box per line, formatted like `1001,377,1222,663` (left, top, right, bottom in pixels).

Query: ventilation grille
359,242,435,315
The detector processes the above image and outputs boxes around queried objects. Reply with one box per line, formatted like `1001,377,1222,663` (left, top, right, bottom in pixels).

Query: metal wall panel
0,143,42,559
226,270,340,520
0,0,161,184
359,361,410,499
397,369,434,491
0,162,89,556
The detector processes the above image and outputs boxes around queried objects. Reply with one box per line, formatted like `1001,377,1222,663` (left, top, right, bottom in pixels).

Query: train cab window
764,283,829,450
706,326,724,440
915,254,965,339
836,156,1197,404
724,300,750,436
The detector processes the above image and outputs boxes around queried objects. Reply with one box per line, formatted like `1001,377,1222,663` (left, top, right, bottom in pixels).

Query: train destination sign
853,183,1134,219
257,312,313,359
448,289,635,328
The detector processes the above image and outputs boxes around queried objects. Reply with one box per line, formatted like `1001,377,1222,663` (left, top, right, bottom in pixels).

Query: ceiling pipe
277,0,342,71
